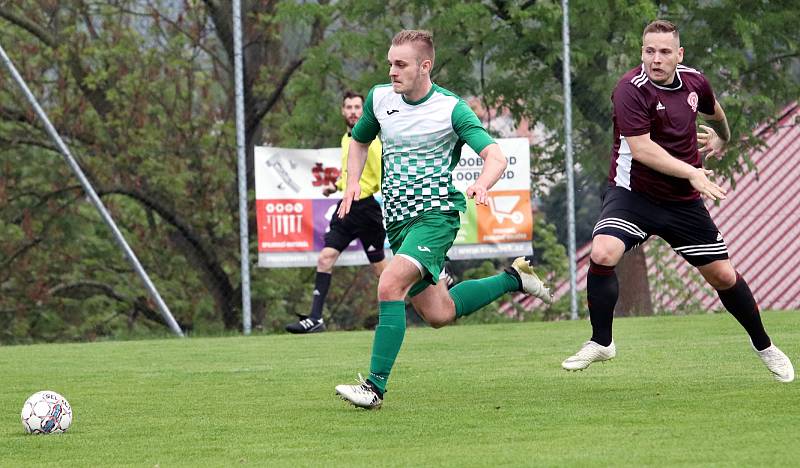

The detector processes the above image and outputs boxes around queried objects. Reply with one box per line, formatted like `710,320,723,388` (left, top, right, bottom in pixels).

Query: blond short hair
391,29,435,65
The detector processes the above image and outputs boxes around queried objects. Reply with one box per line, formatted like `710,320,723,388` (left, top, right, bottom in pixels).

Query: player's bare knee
708,269,737,290
377,276,406,301
376,281,395,301
316,258,334,272
590,238,625,266
590,235,624,266
699,261,737,290
590,249,618,267
317,251,338,271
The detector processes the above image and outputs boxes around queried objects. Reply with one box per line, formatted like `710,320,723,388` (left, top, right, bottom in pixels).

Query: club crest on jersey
687,92,699,112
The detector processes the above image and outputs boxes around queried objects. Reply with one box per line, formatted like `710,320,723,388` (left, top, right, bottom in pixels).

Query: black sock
587,260,618,347
365,379,384,399
717,272,771,350
308,272,332,321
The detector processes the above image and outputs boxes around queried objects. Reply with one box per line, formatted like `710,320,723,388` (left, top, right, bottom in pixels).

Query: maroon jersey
609,64,716,201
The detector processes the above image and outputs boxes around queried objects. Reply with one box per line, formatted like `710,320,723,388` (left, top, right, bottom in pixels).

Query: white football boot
753,343,794,383
335,373,383,409
562,341,617,371
508,257,552,302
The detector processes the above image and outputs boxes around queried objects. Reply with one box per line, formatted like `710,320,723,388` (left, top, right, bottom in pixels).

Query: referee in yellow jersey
285,91,387,333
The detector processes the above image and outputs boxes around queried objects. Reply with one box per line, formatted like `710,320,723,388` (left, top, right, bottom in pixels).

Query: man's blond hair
391,29,435,65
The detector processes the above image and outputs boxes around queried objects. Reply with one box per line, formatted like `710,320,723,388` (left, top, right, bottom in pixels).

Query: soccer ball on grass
20,390,72,434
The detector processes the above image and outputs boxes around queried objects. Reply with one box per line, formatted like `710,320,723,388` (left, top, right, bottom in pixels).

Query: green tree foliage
0,1,797,342
0,0,303,340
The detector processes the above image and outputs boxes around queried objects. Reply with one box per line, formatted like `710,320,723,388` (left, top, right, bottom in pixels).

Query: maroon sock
717,272,771,351
587,260,617,347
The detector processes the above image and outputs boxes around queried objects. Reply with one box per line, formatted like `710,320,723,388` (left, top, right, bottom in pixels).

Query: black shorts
325,196,386,263
592,187,729,267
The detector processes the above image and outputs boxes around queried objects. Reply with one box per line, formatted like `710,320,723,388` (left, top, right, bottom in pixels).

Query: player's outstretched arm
627,133,727,201
337,140,369,218
466,143,507,205
698,99,730,160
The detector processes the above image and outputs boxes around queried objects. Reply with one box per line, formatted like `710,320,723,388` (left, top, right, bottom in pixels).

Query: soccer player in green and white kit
334,30,552,409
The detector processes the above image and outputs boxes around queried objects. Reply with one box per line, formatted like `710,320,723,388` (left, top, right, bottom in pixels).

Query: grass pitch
1,312,798,467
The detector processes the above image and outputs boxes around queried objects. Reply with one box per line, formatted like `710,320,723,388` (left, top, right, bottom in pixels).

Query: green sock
450,272,518,318
368,300,406,394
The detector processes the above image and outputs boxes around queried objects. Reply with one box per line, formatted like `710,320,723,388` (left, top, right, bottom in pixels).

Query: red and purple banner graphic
254,139,533,268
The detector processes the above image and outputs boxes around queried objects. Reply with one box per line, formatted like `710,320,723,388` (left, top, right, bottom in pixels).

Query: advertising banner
255,138,532,267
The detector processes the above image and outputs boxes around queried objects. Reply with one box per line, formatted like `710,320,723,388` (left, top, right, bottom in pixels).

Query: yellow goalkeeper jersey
336,133,382,199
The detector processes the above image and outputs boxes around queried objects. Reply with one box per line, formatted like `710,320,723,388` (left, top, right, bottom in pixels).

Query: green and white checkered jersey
352,83,495,223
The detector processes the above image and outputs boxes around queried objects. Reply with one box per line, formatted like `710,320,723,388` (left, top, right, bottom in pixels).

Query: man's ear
421,58,432,75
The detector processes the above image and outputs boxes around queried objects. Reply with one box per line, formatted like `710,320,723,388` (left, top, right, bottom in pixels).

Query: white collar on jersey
632,63,700,91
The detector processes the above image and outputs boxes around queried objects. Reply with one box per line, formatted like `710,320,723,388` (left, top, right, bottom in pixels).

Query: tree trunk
615,247,654,316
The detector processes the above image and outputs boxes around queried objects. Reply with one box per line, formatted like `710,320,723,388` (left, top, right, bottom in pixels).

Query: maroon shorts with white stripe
592,187,729,267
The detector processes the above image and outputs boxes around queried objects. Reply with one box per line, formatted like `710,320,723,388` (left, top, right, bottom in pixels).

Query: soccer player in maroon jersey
561,20,794,382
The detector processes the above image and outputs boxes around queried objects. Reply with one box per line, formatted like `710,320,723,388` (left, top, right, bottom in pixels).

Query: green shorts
386,210,461,297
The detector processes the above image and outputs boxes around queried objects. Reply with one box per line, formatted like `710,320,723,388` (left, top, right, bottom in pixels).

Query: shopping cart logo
487,195,524,225
265,154,300,193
